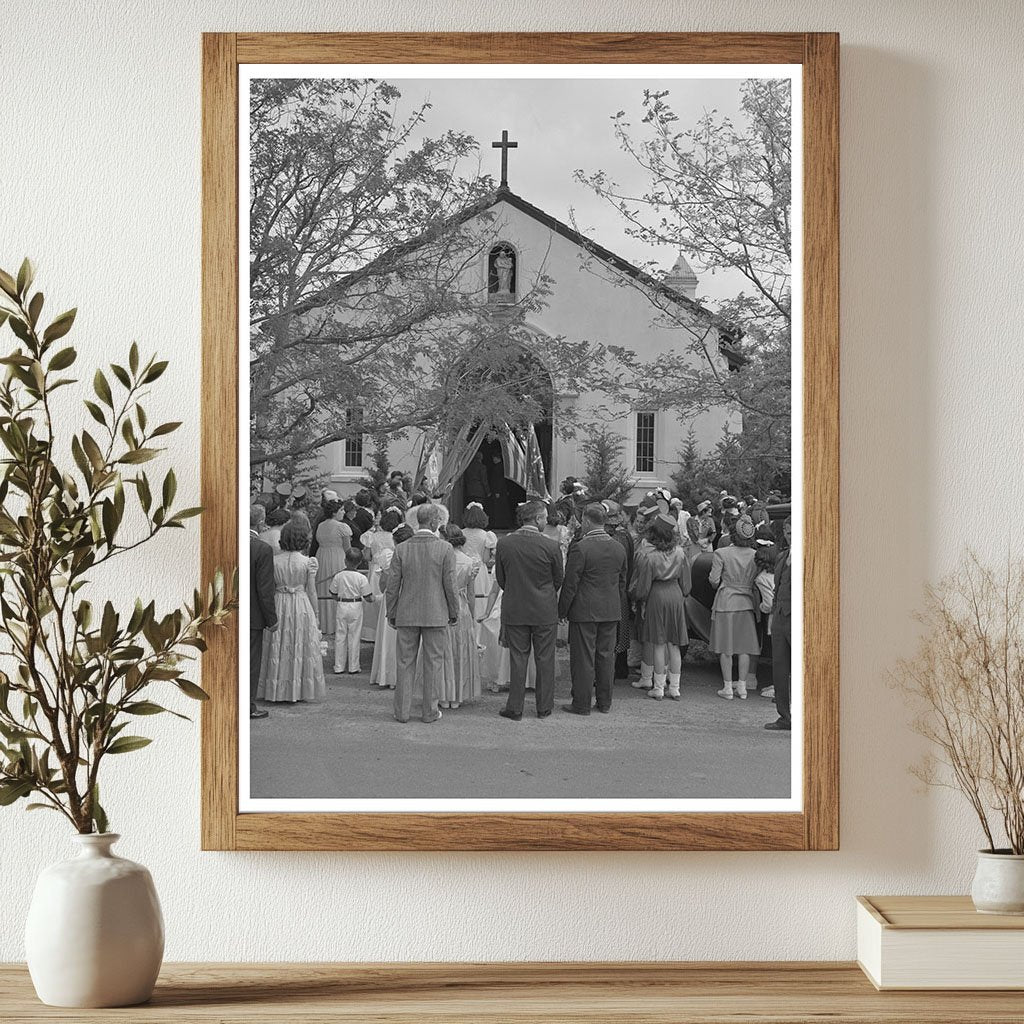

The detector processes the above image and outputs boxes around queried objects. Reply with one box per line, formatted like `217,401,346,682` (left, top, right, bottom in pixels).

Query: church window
344,408,364,468
487,243,517,302
635,412,656,474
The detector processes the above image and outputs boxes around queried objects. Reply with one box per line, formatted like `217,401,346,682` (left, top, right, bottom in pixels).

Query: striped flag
500,424,551,500
499,424,529,490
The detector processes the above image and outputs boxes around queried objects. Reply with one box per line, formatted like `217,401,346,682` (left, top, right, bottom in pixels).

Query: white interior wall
1,0,1022,961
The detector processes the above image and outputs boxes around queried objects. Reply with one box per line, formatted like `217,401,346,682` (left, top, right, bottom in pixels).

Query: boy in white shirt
329,548,374,674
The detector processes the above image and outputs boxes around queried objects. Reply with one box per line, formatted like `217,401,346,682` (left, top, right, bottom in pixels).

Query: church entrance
449,346,554,530
455,427,552,530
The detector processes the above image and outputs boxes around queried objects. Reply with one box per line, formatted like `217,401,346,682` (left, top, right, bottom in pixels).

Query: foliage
0,261,235,834
894,553,1024,854
576,79,792,495
580,425,635,506
669,427,715,508
249,79,604,470
358,445,391,497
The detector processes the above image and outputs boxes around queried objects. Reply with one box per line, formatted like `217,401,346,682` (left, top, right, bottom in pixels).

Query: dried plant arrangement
895,552,1024,854
0,260,235,834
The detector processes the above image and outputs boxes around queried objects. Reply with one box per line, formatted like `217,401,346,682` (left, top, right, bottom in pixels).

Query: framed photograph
201,32,838,850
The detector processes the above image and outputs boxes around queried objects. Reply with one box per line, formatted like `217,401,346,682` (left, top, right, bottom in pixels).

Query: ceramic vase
971,850,1024,915
25,833,164,1007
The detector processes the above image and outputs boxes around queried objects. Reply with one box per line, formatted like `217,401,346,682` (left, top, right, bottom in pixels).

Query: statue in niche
495,251,513,293
488,245,516,300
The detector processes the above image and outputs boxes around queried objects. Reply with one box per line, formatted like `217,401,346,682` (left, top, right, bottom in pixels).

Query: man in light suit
492,499,564,720
249,504,277,720
385,503,458,724
558,503,628,715
766,517,792,732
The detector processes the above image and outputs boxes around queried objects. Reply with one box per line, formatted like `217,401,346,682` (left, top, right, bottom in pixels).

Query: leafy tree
0,262,234,833
581,425,635,506
577,79,792,495
250,78,602,472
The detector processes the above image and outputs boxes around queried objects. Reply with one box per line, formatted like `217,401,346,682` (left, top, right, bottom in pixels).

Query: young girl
708,516,760,699
630,514,691,701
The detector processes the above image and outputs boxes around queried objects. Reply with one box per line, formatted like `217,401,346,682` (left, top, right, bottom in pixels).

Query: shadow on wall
838,48,943,873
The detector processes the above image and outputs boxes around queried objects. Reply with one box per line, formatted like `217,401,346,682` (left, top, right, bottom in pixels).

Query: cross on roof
491,130,518,189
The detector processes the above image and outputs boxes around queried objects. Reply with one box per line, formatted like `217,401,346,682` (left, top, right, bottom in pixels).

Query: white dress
258,552,326,703
369,549,398,688
462,527,497,619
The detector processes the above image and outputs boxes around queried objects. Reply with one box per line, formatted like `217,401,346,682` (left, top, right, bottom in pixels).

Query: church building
317,132,744,520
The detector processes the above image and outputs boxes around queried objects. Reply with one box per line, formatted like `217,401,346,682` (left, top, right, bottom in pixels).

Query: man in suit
385,503,458,724
492,499,564,720
249,504,277,720
766,516,792,732
557,503,628,715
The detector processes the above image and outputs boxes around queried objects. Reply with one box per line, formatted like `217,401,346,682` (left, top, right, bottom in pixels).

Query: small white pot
971,849,1024,915
25,833,164,1007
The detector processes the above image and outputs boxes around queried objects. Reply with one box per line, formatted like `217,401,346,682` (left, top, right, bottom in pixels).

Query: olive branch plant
0,260,236,833
894,552,1024,854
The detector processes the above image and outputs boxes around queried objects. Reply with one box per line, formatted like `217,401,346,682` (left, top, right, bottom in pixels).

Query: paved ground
250,642,791,801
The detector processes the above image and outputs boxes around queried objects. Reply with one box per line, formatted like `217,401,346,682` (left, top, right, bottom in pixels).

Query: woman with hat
708,515,760,700
627,496,661,689
630,513,691,700
695,500,716,552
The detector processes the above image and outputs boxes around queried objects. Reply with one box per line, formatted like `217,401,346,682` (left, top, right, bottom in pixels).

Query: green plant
0,260,235,833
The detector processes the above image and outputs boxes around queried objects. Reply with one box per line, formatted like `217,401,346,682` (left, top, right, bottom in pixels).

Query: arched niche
487,242,518,302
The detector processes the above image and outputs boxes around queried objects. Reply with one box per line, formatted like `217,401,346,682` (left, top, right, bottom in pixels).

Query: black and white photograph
241,64,801,809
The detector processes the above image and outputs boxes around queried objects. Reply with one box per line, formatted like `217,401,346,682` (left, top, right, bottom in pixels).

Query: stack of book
857,895,1024,990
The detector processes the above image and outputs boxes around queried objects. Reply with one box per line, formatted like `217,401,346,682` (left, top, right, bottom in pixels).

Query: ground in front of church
249,641,791,801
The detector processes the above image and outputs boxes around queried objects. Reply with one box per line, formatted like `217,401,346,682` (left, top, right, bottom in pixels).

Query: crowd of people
247,477,792,734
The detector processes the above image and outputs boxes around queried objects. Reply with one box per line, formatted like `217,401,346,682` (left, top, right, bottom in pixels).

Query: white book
857,896,1024,990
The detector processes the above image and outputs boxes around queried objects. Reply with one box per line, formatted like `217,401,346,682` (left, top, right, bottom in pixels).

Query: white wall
1,0,1022,962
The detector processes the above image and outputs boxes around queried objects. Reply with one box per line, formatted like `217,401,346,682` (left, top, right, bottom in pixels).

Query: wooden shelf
3,962,1024,1022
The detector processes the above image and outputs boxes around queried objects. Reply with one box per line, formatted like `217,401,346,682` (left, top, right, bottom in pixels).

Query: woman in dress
462,502,497,623
630,514,691,701
709,515,760,700
628,502,659,690
439,525,481,708
361,507,402,642
369,524,413,689
258,519,326,703
313,500,352,636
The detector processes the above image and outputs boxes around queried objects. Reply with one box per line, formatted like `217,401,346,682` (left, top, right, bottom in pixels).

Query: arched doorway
450,345,554,530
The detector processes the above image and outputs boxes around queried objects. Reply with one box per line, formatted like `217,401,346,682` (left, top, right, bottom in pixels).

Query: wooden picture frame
201,32,839,851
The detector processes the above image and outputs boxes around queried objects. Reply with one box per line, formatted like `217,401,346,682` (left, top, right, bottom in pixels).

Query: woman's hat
656,512,677,529
733,515,756,540
696,499,712,513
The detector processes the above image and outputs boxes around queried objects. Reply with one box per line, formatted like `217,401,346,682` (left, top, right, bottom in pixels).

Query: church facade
317,182,743,511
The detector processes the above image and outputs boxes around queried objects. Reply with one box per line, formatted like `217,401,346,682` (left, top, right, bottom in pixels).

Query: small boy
329,549,373,674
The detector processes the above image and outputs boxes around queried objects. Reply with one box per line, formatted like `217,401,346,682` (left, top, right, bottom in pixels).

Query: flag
525,425,551,501
499,424,529,490
500,423,551,500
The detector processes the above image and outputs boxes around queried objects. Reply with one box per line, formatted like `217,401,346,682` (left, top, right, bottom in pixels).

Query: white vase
971,849,1024,915
25,833,164,1007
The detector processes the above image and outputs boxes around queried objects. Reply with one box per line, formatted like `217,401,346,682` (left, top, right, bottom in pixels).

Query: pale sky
385,75,760,305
